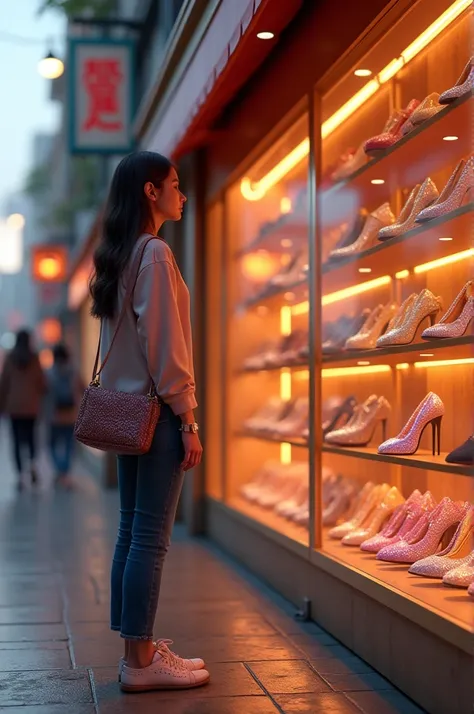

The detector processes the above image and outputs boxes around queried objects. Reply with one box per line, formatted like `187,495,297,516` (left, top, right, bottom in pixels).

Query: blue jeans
50,424,75,475
110,404,185,640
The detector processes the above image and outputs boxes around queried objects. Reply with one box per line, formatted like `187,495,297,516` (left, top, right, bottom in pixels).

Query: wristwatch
179,422,199,434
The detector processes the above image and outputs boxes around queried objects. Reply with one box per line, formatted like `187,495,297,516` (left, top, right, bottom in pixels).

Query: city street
0,430,425,714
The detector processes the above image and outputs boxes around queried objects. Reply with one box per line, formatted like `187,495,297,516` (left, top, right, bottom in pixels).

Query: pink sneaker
118,638,205,681
121,650,210,692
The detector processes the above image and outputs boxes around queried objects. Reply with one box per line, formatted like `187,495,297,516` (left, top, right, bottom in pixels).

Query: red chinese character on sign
82,59,123,132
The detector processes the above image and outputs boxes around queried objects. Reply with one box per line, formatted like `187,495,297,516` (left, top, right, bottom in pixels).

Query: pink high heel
439,57,474,104
342,486,404,546
415,156,474,223
363,100,420,154
328,482,376,539
360,489,427,553
409,506,474,578
377,498,469,564
443,552,474,588
378,392,444,456
421,280,474,340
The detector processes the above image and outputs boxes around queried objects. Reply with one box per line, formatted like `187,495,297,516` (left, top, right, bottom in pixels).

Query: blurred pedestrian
89,151,207,692
47,342,82,487
0,329,46,490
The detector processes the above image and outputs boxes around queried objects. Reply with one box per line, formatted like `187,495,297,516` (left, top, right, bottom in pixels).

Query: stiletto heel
422,280,474,340
376,289,442,347
325,396,391,447
381,418,387,442
429,311,438,326
430,416,442,456
378,392,445,456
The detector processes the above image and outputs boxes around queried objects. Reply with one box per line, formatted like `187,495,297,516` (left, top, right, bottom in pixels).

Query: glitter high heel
361,491,436,553
363,100,420,154
325,395,391,447
377,498,469,564
443,552,474,588
378,392,444,456
378,178,439,241
439,57,474,104
376,289,442,347
344,302,398,350
401,93,444,135
421,280,474,339
409,506,474,578
415,156,474,222
329,203,395,260
328,482,376,539
342,486,405,547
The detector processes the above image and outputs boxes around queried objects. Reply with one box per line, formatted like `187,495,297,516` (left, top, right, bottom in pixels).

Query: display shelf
236,214,308,257
240,276,308,310
238,431,309,448
321,92,473,225
322,335,473,367
241,359,309,374
322,202,474,293
322,445,474,477
229,496,308,545
322,531,474,630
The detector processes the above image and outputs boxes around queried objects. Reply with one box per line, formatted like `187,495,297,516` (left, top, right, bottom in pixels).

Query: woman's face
155,167,187,221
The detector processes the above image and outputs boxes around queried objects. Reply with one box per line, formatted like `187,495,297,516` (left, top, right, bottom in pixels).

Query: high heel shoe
445,435,474,465
323,479,357,526
328,482,375,539
342,486,405,547
377,498,469,564
361,490,435,553
325,395,391,447
363,101,420,154
439,57,474,104
378,178,439,241
443,551,474,588
409,506,474,578
415,155,474,222
375,289,442,347
329,203,395,260
421,280,474,339
331,143,368,182
344,302,398,350
401,93,444,135
322,396,357,436
378,392,444,456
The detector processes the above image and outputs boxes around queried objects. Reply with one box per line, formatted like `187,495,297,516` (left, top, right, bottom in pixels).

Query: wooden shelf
321,92,472,226
237,431,309,449
229,496,308,545
322,335,473,367
322,531,474,631
237,214,308,256
240,276,308,310
241,360,309,374
322,203,474,293
322,444,474,477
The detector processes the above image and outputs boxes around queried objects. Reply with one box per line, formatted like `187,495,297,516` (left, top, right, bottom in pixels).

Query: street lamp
6,213,25,230
38,51,64,79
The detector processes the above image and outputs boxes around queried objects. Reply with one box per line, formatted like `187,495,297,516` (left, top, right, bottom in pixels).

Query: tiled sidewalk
0,436,426,713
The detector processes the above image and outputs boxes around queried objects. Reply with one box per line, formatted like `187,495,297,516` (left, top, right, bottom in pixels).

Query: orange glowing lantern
241,250,281,282
39,318,62,345
39,348,54,369
32,246,68,282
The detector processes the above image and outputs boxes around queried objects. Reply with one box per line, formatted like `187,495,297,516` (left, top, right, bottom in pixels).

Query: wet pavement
0,428,426,713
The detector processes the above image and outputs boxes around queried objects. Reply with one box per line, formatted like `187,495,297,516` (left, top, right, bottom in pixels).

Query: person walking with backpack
0,329,47,490
47,343,82,487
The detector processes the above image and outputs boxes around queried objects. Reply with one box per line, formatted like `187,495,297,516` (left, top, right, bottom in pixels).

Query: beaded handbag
74,236,160,454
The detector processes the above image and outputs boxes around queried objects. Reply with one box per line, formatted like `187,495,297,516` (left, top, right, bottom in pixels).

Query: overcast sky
0,1,65,213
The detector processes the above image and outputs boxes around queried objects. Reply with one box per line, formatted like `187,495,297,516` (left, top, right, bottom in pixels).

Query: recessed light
443,135,458,141
281,238,293,248
419,353,435,357
371,179,385,185
357,360,371,366
439,236,453,241
358,267,372,273
354,69,372,77
257,31,274,40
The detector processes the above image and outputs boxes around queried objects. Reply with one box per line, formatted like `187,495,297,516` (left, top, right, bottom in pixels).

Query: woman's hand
181,431,203,471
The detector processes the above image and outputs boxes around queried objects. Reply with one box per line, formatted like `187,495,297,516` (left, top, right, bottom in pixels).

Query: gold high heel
345,302,398,350
378,178,438,241
376,290,442,347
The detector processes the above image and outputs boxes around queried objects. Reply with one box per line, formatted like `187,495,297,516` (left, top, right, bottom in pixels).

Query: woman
0,329,46,489
89,151,208,692
47,343,82,487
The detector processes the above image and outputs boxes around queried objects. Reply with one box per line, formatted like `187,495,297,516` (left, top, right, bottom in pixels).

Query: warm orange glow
239,0,470,200
292,301,309,316
39,348,53,369
414,248,474,274
280,197,292,214
395,270,410,279
414,358,474,369
322,276,392,306
322,365,391,378
396,363,410,370
241,251,280,281
32,246,68,282
280,306,292,336
280,442,292,464
280,368,292,401
40,318,62,345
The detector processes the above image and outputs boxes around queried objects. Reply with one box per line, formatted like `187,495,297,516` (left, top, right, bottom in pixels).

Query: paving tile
310,655,375,676
0,605,63,625
0,645,71,670
93,662,263,700
0,670,93,705
346,691,427,714
0,587,61,607
275,692,361,713
247,660,331,695
291,634,354,661
0,706,95,713
171,634,303,663
154,613,278,638
0,623,67,642
325,672,395,692
99,695,279,714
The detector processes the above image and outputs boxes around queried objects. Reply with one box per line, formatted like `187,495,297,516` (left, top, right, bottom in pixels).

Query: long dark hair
89,151,172,319
10,329,35,370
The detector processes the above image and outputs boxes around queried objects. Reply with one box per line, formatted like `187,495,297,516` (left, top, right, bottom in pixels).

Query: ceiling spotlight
358,267,372,274
38,51,64,79
443,135,458,141
439,237,453,241
257,31,275,40
371,179,385,185
354,69,372,77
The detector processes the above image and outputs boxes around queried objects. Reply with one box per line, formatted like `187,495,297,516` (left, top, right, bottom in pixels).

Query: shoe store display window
221,110,311,545
318,0,473,628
